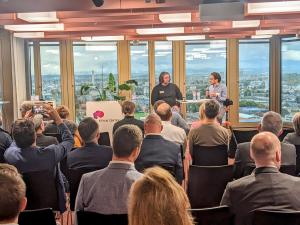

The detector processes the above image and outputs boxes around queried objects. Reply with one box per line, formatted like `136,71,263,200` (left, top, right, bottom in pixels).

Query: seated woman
283,112,300,145
128,167,194,225
113,101,144,135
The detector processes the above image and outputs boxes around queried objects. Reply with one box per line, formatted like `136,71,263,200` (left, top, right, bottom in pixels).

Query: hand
24,109,33,119
43,104,63,125
210,92,217,97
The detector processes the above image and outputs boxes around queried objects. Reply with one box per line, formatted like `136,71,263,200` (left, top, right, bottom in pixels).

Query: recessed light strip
4,23,64,32
166,35,205,41
247,1,300,14
136,27,184,35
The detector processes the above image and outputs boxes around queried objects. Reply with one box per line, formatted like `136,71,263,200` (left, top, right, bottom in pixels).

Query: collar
110,160,134,166
145,133,162,137
84,142,98,147
213,83,220,88
254,167,279,175
161,121,171,124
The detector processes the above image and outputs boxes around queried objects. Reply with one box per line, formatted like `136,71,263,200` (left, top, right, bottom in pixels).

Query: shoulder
281,142,296,150
227,174,254,189
237,142,250,151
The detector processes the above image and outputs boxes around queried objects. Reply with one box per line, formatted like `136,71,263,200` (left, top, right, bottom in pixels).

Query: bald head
250,132,281,168
144,113,163,135
156,103,172,121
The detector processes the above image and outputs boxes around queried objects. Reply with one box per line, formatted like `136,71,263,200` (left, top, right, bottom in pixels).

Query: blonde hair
199,101,208,120
292,112,300,136
128,167,194,225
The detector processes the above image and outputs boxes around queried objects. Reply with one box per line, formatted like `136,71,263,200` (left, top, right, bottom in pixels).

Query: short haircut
158,71,170,84
122,101,136,115
204,100,220,119
156,103,172,121
64,120,78,135
293,112,300,136
144,113,162,128
12,119,35,148
153,100,165,112
56,105,70,119
113,125,142,158
20,102,33,117
261,111,283,136
0,164,26,222
211,72,221,82
78,117,99,143
32,114,43,131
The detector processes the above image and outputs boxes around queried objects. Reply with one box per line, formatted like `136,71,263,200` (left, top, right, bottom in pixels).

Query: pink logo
93,110,105,119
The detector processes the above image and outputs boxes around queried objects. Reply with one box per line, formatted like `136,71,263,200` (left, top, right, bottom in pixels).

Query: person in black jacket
151,71,182,107
0,113,12,163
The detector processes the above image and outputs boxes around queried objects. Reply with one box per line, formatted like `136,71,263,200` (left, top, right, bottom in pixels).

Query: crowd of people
1,72,300,225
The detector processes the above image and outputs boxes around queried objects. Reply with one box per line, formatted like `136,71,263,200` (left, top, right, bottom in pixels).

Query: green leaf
126,79,138,86
118,83,131,91
108,73,116,93
80,84,92,95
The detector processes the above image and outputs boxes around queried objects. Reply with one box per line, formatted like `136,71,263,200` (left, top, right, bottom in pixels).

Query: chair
295,145,300,175
76,211,128,225
69,166,103,211
137,161,177,178
233,129,258,144
190,206,234,225
192,145,228,166
98,132,111,146
22,170,59,211
253,210,300,225
19,208,56,225
187,165,233,208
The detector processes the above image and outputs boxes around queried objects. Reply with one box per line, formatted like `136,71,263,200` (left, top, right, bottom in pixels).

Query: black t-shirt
151,83,183,106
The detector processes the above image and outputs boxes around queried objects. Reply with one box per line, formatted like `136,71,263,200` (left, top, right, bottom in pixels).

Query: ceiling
0,0,300,40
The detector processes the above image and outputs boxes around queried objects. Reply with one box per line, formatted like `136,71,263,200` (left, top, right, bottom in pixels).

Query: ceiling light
251,35,272,39
247,1,300,14
81,36,124,41
136,27,184,35
232,20,260,28
85,45,117,51
166,35,205,41
256,29,280,35
13,32,44,38
17,12,58,23
159,13,191,23
4,23,64,32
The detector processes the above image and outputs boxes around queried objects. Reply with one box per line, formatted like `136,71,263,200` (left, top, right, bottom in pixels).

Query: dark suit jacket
221,167,300,225
4,123,74,213
113,116,144,135
0,128,12,163
135,134,183,182
235,141,296,177
67,142,112,169
36,133,59,147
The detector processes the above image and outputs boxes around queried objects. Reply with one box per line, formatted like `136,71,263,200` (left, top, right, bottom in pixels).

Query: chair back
77,211,128,225
190,206,234,225
19,208,56,225
22,170,59,211
192,145,228,166
295,145,300,175
187,165,233,208
233,129,258,144
44,133,62,143
98,132,111,146
253,210,300,225
69,167,103,211
138,161,177,178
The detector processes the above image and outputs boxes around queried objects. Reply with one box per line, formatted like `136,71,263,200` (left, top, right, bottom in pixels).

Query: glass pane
130,41,150,120
185,40,227,123
281,38,300,122
40,42,61,105
155,41,173,83
73,42,118,122
28,42,35,96
239,40,270,123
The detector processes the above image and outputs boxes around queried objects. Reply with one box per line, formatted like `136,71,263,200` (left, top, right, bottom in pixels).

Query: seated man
221,132,300,225
75,125,143,214
135,113,183,183
0,164,27,225
235,111,296,177
156,103,186,148
5,104,74,213
188,99,232,158
67,117,112,169
0,113,12,163
33,114,58,147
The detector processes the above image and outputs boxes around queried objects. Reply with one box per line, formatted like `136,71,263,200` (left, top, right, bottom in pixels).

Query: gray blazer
221,167,300,225
283,132,300,145
75,162,143,214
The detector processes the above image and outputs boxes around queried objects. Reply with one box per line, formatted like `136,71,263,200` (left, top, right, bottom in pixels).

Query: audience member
135,114,183,183
113,101,144,135
0,164,27,225
67,117,112,169
33,114,58,147
221,132,300,225
75,125,143,214
235,111,296,176
154,100,189,134
128,167,194,225
19,102,33,118
190,101,207,129
156,103,186,147
283,112,300,145
0,112,12,163
5,104,74,212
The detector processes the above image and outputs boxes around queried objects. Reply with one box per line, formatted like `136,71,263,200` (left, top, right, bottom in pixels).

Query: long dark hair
159,72,170,84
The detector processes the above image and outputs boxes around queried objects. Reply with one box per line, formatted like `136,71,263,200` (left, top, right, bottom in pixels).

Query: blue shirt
207,83,227,103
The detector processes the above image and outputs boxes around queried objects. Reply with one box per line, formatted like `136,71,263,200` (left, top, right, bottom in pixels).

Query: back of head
20,102,33,118
144,113,162,134
128,167,193,225
261,111,283,136
153,100,165,113
292,112,300,136
122,101,136,116
204,100,220,119
156,103,172,121
0,164,26,223
113,125,143,158
32,114,43,131
199,101,208,120
12,119,35,148
56,105,70,119
78,117,99,143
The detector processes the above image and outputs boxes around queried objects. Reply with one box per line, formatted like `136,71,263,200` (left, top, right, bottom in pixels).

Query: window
130,41,150,119
73,42,118,122
28,42,35,96
239,40,270,123
281,38,300,122
40,42,61,105
155,41,173,83
185,40,227,123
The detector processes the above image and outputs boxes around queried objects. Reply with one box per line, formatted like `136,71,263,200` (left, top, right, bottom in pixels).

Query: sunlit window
155,41,173,83
28,42,35,96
